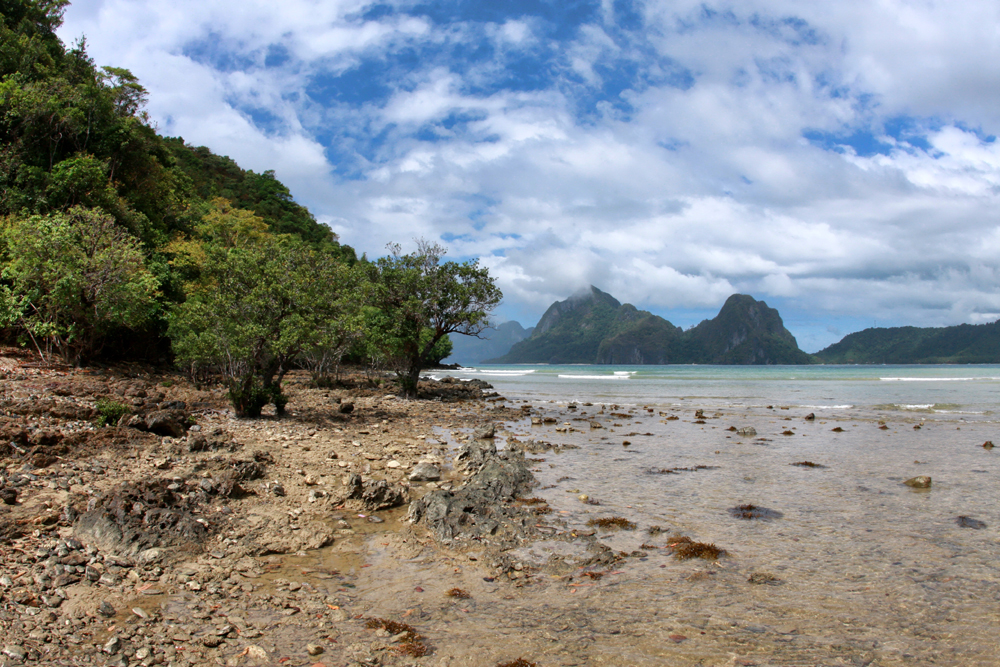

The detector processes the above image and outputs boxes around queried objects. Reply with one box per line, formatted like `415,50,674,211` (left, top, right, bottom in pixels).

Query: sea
422,364,1000,665
439,363,1000,419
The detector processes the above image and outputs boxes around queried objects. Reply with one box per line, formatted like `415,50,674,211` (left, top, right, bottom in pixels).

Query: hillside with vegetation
815,321,1000,364
0,0,501,410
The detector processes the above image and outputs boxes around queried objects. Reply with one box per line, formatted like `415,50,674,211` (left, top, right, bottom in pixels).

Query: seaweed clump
364,617,430,656
516,497,553,514
446,587,471,599
587,517,636,530
791,461,826,468
729,504,783,520
667,536,725,561
497,660,537,667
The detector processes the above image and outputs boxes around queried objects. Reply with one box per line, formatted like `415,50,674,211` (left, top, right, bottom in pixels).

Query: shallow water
171,367,1000,665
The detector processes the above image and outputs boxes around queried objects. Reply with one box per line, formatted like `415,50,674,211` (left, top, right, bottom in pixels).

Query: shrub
95,397,130,426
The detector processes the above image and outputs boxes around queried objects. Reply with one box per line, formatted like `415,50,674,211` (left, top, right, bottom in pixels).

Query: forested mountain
815,321,1000,364
488,288,814,365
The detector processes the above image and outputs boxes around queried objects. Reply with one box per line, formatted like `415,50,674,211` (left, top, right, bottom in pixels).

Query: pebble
307,643,324,655
2,646,26,661
903,475,932,488
98,601,116,617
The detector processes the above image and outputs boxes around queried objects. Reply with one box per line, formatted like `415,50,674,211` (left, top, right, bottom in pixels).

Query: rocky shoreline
0,351,583,666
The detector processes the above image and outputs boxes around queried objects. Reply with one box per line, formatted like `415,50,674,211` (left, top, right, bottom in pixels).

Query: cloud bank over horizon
59,0,1000,351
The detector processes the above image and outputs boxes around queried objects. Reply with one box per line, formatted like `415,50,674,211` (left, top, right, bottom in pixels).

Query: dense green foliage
166,205,364,417
492,289,815,365
369,241,501,397
0,1,502,412
0,206,159,364
815,321,1000,364
495,287,629,364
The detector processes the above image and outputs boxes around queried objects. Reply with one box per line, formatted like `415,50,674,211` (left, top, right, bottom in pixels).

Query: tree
0,206,159,364
370,240,501,398
167,210,361,417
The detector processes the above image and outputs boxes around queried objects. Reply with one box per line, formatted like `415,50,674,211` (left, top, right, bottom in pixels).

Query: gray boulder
408,463,441,482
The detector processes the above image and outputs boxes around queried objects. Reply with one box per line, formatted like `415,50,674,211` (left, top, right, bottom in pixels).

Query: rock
531,417,542,425
386,460,401,469
187,434,209,452
408,444,533,542
804,413,815,421
590,421,603,429
143,410,188,438
270,483,286,497
456,439,497,470
338,401,354,414
307,644,324,656
342,474,407,511
0,488,17,505
137,548,163,564
408,463,441,482
74,480,209,557
956,516,987,529
472,424,496,440
737,427,757,437
246,646,268,661
2,646,27,662
903,475,932,488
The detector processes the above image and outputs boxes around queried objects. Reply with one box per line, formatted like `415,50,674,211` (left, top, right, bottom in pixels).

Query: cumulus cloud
59,0,1000,350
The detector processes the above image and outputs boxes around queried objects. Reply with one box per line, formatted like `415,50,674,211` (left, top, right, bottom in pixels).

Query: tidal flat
1,352,998,666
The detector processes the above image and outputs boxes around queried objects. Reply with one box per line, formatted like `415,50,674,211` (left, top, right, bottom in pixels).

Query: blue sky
60,0,1000,351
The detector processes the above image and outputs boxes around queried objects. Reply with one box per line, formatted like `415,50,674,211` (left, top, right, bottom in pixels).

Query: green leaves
167,207,363,416
0,206,159,364
371,240,502,396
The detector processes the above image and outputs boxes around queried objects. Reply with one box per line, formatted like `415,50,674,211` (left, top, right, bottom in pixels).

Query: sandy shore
1,352,998,667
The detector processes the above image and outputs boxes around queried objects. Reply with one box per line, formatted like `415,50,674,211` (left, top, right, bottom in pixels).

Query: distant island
446,286,1000,365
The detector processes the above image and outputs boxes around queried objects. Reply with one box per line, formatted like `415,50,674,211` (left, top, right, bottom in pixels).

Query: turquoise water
438,364,1000,420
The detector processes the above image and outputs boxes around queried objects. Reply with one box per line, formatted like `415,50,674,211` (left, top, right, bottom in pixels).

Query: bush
95,397,130,426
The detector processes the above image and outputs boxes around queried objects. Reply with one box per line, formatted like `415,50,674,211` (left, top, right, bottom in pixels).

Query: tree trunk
399,363,422,399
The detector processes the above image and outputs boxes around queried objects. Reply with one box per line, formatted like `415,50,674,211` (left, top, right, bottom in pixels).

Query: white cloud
58,0,1000,349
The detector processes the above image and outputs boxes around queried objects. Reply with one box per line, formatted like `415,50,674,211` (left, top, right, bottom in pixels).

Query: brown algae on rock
667,536,726,560
587,516,637,530
364,617,430,656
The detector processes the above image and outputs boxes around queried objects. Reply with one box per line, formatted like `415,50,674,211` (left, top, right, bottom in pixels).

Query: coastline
2,353,998,666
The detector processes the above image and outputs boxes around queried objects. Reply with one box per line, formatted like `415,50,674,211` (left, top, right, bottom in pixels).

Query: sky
58,0,1000,352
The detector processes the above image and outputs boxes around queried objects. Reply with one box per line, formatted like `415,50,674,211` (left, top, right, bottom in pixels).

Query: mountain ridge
486,288,813,365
